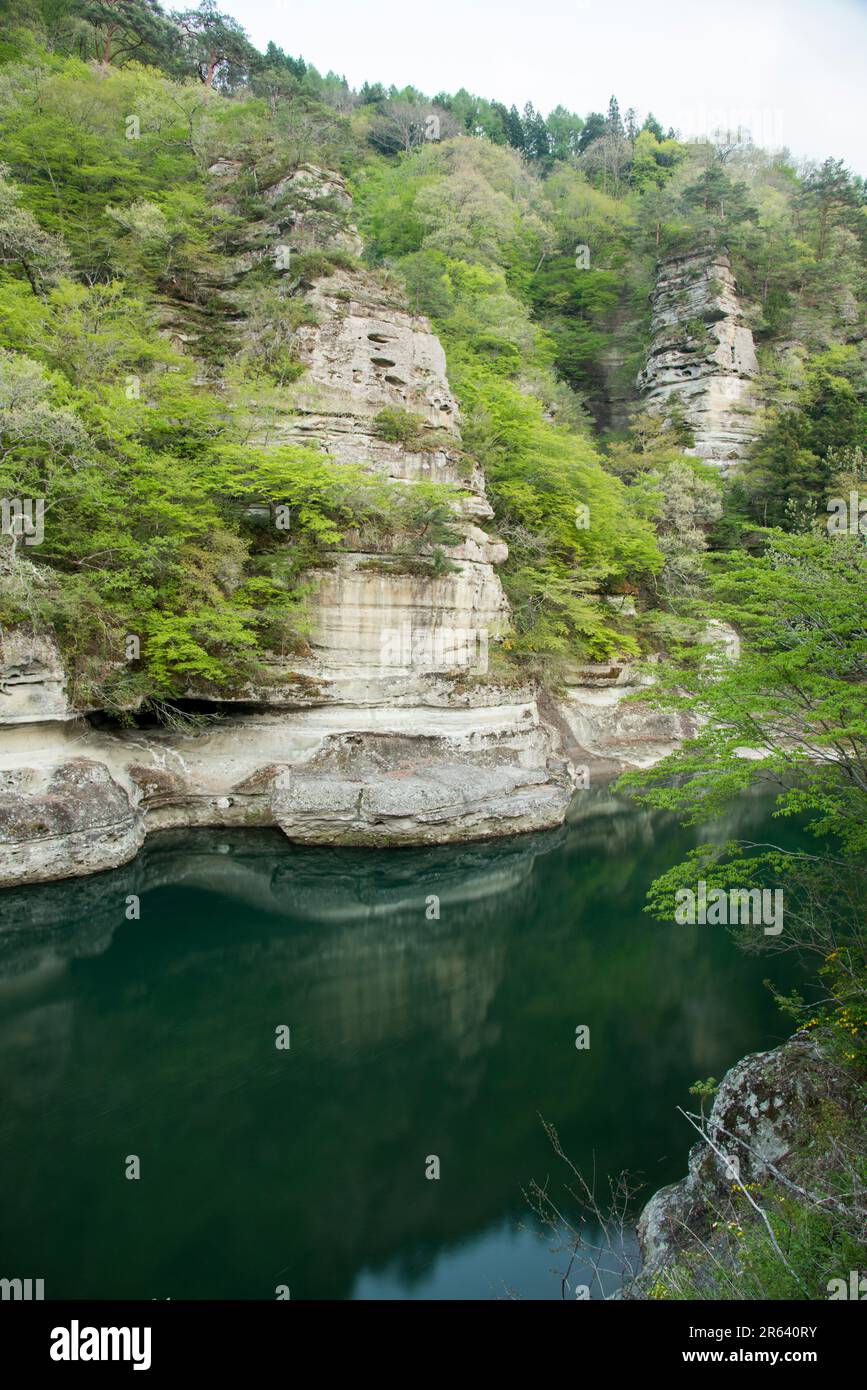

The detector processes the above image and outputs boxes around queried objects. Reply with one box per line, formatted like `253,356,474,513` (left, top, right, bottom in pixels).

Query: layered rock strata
638,249,759,471
0,167,571,884
0,167,694,886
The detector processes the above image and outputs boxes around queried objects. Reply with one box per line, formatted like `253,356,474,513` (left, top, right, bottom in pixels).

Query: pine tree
359,81,386,105
605,95,624,137
505,104,525,151
577,111,606,152
682,165,758,232
488,101,510,145
174,0,257,91
263,43,307,80
522,102,550,163
75,0,176,70
797,158,861,257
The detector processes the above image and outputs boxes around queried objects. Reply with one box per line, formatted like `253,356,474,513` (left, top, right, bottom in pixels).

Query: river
0,788,803,1299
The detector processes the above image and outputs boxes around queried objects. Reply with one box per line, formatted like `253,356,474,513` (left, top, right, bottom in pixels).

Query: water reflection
0,789,800,1299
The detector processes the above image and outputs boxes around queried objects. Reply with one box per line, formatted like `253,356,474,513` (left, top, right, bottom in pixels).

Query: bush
372,407,426,448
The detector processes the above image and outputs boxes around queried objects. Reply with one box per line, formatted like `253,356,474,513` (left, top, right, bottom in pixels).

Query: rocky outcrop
0,628,73,724
557,661,698,773
0,168,711,886
638,249,759,472
627,1035,856,1297
272,760,567,846
0,756,144,886
0,166,584,884
0,632,145,884
239,176,512,709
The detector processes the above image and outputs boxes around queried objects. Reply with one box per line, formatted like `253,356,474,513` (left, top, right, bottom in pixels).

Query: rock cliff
626,1034,859,1298
638,249,759,472
0,166,689,886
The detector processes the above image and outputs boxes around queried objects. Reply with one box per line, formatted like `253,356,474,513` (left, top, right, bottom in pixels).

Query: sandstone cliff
638,249,760,472
0,166,689,886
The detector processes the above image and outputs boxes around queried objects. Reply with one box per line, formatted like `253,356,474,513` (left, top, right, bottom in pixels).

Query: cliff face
638,249,760,472
0,166,693,886
0,167,571,885
240,166,511,706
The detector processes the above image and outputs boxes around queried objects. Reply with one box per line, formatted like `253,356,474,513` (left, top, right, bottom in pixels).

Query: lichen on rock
627,1034,865,1299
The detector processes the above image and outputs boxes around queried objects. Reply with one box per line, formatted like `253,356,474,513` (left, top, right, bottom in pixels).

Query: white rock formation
0,747,144,886
0,167,706,885
557,662,698,773
638,249,759,472
628,1035,851,1297
0,628,73,724
0,167,581,883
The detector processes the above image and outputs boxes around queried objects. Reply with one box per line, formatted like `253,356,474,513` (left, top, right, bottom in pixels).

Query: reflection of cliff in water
0,786,671,962
0,790,801,1299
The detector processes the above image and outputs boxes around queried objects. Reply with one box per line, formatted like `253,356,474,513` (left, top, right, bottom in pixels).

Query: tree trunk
101,24,116,71
19,256,40,297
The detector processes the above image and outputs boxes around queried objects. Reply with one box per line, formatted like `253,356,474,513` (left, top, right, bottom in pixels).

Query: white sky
221,0,867,174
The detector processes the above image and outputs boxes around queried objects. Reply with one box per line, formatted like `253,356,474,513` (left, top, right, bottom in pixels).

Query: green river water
0,789,803,1299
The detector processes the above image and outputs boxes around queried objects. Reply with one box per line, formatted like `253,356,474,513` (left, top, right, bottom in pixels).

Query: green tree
619,531,867,1052
546,105,584,162
682,165,759,240
605,94,624,138
797,157,862,258
630,128,685,191
504,104,525,151
745,347,867,526
0,165,69,294
521,101,550,164
73,0,175,70
577,111,606,153
174,0,256,91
